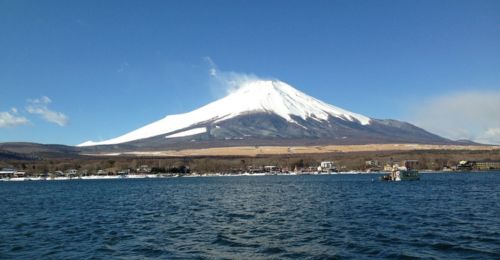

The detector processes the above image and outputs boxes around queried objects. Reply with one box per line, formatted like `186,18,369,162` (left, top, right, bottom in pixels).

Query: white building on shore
0,168,17,178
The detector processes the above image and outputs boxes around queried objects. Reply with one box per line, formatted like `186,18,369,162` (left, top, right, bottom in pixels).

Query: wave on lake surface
1,173,499,259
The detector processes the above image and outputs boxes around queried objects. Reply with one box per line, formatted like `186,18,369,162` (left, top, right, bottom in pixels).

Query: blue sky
1,0,499,145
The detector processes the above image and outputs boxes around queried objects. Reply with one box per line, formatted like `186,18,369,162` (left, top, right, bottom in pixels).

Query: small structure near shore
137,165,151,174
264,166,280,173
97,169,108,176
456,160,500,171
0,168,17,178
66,169,78,177
475,161,500,170
318,161,337,173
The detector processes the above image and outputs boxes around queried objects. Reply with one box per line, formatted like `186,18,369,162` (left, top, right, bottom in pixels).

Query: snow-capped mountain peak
226,80,370,124
78,80,371,146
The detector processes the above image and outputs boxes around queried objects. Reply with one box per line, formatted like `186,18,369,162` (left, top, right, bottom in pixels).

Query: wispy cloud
117,62,129,73
0,108,29,128
204,57,265,97
26,96,69,126
409,90,500,144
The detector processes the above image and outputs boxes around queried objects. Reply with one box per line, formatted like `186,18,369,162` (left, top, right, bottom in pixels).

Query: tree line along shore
1,148,500,178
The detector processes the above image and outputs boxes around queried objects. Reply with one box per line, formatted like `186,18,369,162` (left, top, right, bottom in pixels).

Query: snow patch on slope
165,127,207,139
79,80,371,146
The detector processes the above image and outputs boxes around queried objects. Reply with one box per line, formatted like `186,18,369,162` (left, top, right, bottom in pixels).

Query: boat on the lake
381,160,420,181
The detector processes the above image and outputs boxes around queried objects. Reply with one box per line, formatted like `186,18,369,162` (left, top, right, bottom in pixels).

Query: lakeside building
53,171,65,177
456,160,500,171
264,166,280,172
474,161,500,170
365,160,380,167
247,166,264,173
0,168,17,178
319,161,337,172
365,160,382,172
457,161,474,171
66,169,78,177
13,171,26,178
97,170,108,175
137,165,151,173
117,169,131,175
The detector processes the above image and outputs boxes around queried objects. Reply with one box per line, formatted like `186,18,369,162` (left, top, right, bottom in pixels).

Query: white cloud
0,109,29,128
209,67,217,77
26,96,69,126
409,90,500,144
204,56,265,98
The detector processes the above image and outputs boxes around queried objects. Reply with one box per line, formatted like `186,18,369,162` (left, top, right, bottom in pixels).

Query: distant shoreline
1,171,498,182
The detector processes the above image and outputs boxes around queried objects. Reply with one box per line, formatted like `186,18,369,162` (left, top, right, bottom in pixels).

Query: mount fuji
79,80,453,151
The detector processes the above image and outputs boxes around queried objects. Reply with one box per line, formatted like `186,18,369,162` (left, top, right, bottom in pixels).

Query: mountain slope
79,80,370,146
79,80,454,150
0,142,80,159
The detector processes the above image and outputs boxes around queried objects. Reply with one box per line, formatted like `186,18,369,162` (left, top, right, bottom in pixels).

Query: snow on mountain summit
78,80,371,146
228,80,371,125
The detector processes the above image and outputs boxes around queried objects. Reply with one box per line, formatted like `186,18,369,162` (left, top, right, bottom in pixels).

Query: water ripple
1,173,499,259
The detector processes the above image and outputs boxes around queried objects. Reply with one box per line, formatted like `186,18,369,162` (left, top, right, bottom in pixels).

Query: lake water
1,173,499,259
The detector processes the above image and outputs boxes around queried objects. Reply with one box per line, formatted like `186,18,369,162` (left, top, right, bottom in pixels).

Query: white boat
381,161,420,181
381,168,419,181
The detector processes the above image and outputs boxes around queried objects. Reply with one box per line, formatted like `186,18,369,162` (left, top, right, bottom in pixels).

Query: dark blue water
1,173,499,259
